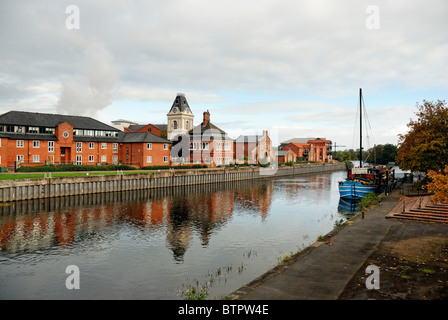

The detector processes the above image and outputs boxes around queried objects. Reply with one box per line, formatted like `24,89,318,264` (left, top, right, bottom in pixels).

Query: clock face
173,107,178,113
62,131,69,138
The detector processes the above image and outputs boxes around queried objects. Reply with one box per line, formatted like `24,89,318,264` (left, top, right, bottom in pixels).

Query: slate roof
0,111,120,131
0,132,58,141
280,138,317,145
189,121,227,136
119,132,170,143
168,93,192,114
235,135,264,143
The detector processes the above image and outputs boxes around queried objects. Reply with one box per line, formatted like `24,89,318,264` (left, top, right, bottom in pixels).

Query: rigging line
361,95,375,149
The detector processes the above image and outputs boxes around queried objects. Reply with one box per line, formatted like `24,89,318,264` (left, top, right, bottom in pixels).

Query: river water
0,170,349,300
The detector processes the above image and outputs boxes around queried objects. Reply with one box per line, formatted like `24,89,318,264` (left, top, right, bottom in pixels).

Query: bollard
328,235,333,246
362,211,365,219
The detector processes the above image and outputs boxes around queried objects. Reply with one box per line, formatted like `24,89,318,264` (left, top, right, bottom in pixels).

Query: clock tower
167,93,194,140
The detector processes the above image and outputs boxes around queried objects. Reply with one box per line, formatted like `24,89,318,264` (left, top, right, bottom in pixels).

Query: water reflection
0,181,274,262
0,171,347,299
338,198,360,215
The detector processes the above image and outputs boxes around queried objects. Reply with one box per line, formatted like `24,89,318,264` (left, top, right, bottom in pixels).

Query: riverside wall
0,163,345,202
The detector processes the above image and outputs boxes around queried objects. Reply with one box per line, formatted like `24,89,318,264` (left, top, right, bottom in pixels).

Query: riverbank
227,187,448,300
0,162,344,202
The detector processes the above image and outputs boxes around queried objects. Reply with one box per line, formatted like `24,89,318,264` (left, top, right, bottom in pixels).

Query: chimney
203,110,210,126
263,130,268,136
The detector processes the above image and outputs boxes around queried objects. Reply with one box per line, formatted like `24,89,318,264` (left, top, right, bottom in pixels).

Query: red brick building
189,111,234,166
277,149,297,163
234,130,273,165
119,132,171,167
280,137,332,163
0,111,171,170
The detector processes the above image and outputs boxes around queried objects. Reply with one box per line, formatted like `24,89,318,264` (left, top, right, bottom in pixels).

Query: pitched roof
235,135,264,143
119,132,170,143
190,121,226,136
0,111,120,131
127,124,147,132
167,93,192,114
280,137,316,145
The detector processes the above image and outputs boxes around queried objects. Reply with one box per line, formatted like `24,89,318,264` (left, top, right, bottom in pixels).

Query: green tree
397,100,448,172
368,144,397,165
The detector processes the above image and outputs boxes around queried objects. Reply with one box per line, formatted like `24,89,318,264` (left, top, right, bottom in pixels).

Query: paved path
227,190,403,300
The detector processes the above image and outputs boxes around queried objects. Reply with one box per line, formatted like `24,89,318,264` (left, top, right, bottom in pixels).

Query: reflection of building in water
166,198,193,261
234,181,273,221
0,180,274,259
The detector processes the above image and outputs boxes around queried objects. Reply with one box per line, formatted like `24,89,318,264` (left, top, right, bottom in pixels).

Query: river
0,169,349,299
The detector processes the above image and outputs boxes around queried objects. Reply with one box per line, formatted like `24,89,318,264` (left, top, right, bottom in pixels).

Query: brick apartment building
280,137,332,163
189,110,235,166
234,130,274,165
0,111,171,170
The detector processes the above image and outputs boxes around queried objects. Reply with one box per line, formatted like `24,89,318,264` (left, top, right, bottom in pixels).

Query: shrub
359,192,378,209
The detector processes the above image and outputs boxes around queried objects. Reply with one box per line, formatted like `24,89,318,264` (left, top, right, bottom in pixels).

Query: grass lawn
0,171,153,180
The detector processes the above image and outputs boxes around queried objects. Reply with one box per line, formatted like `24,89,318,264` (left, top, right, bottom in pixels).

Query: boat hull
338,180,377,200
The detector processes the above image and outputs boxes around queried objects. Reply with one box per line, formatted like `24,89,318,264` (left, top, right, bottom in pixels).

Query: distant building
167,93,194,141
119,131,171,167
0,110,170,170
280,137,332,163
235,130,273,164
277,149,297,163
188,110,234,166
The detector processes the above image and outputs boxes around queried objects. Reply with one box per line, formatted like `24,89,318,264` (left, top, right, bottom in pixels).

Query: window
101,142,107,149
89,142,95,149
113,143,118,153
33,141,40,148
163,143,169,150
101,155,107,163
76,155,82,165
146,143,152,150
146,156,152,163
17,155,24,162
88,155,94,162
163,156,168,163
48,141,54,153
112,155,118,165
76,142,82,153
33,155,40,163
28,126,39,133
173,120,177,130
16,140,24,148
44,127,55,134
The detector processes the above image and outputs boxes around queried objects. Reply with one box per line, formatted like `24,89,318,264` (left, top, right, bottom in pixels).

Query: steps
387,195,448,224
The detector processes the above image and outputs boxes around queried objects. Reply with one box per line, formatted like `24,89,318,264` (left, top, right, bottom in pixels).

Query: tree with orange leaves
397,100,448,172
427,166,448,204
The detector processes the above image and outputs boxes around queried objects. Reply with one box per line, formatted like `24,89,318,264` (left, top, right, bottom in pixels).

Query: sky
1,0,447,149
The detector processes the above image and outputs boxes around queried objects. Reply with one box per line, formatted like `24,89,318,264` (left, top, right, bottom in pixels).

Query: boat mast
359,88,362,168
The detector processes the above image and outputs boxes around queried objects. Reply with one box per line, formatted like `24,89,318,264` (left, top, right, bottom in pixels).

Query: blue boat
338,180,377,200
